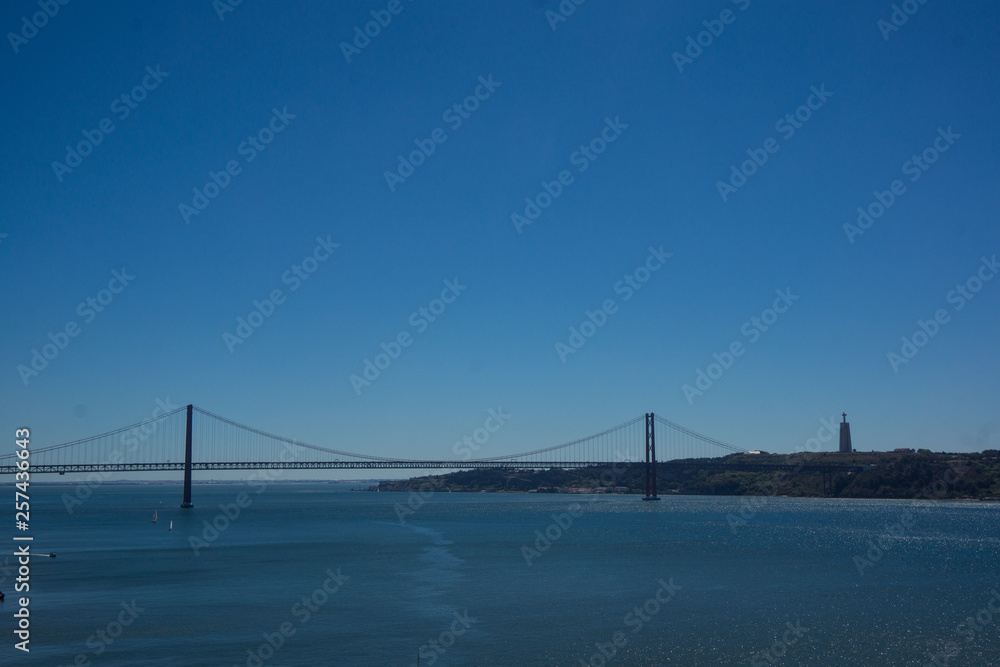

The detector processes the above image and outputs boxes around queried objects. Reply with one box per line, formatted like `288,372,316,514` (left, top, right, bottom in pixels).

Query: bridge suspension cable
0,406,188,467
190,407,419,463
477,415,646,464
653,414,747,455
0,405,747,472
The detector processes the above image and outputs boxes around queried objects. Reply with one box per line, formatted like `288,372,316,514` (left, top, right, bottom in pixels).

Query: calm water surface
4,483,999,666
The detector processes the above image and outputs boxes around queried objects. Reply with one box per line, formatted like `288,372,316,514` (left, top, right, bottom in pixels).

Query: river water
3,483,999,666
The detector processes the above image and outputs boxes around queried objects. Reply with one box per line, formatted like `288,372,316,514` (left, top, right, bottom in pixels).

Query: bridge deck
0,460,866,475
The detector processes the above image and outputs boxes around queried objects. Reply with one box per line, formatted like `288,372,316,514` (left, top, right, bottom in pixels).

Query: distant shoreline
2,479,998,502
373,451,1000,501
4,450,999,501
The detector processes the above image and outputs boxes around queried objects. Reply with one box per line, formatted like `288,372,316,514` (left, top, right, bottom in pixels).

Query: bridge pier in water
181,404,194,508
644,412,659,500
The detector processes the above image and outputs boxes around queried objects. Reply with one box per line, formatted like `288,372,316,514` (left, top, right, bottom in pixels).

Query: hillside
376,450,1000,499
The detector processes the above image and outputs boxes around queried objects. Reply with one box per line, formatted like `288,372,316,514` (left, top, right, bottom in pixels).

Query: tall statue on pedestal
839,412,853,453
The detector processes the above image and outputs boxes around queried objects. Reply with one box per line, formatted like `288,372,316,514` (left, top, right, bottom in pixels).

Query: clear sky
2,0,999,479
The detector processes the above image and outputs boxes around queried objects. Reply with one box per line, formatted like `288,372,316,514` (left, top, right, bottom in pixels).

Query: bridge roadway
1,460,867,475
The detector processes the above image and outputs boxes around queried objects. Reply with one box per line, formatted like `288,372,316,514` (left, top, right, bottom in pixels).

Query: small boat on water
153,511,158,523
169,520,173,532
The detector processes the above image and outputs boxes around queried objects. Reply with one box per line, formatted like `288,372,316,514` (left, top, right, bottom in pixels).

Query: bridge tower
181,404,194,508
644,413,660,500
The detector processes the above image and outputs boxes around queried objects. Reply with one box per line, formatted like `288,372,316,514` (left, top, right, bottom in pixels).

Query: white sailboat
153,510,158,523
168,520,173,532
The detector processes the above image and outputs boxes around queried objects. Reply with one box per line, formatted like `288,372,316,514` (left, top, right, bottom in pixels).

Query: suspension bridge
0,405,863,506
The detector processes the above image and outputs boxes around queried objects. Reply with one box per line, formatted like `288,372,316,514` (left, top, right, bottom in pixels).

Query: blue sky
2,0,999,478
